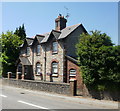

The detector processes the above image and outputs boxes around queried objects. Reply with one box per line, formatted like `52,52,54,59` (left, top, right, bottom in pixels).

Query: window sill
70,75,76,77
35,74,41,76
52,52,58,54
36,54,41,56
52,74,58,77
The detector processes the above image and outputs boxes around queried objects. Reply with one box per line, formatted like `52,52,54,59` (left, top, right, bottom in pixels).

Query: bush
76,30,120,91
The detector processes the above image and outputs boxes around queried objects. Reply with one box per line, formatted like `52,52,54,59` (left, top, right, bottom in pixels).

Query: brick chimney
55,14,67,31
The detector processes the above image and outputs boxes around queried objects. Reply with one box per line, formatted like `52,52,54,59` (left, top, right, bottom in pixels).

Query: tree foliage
14,24,26,40
76,30,120,90
1,31,23,77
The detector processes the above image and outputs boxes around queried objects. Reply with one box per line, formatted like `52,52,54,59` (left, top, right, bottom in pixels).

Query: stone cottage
16,14,87,92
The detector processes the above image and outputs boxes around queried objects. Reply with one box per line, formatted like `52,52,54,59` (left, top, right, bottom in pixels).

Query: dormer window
36,45,41,55
52,42,58,54
26,47,30,56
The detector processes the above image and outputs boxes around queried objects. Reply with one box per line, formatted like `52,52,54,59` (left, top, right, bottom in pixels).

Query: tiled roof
19,57,31,65
20,23,86,47
58,24,81,40
65,55,79,65
40,24,81,43
40,32,51,43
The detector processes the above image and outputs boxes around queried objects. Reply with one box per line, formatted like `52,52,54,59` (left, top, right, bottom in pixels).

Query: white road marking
0,94,7,98
18,100,49,109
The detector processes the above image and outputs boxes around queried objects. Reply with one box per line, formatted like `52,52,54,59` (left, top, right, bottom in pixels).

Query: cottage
16,14,87,91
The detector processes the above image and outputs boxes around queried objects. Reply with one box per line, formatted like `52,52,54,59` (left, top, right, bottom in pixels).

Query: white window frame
36,63,41,75
69,69,76,77
51,62,58,76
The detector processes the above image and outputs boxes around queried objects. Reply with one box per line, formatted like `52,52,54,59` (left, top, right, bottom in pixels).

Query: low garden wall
2,78,71,95
2,78,120,101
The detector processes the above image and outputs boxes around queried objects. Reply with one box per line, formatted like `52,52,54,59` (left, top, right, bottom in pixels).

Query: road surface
0,84,118,110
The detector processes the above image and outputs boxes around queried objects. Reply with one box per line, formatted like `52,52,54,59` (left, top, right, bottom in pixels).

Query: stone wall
2,78,71,95
2,78,120,101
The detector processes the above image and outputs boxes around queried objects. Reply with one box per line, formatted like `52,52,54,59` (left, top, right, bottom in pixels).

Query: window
52,42,58,53
26,47,30,56
36,45,41,55
36,63,41,75
51,62,58,76
20,50,24,55
69,69,76,77
18,64,22,72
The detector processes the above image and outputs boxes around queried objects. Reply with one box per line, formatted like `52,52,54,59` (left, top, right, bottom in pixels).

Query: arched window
51,62,58,76
69,69,76,80
36,62,41,75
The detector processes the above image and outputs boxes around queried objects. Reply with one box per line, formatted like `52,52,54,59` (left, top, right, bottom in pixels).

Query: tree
14,24,26,40
1,31,23,77
76,30,120,91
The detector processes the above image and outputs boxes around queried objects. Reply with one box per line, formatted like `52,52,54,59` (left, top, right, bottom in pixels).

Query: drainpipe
44,44,46,81
32,47,34,80
63,39,67,83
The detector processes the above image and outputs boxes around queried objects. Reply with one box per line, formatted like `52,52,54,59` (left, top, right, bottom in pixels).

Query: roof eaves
65,55,79,65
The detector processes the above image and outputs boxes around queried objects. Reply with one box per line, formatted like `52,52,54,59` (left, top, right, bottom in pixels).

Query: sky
2,2,119,45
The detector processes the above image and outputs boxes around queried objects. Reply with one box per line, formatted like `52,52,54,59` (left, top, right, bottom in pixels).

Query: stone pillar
7,72,12,79
16,68,18,80
22,65,25,80
70,79,77,96
16,72,22,80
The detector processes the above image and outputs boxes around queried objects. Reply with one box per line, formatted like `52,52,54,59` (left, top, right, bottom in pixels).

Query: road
0,85,118,110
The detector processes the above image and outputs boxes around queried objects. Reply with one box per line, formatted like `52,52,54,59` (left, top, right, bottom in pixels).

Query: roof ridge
36,34,45,37
26,37,34,40
65,23,81,29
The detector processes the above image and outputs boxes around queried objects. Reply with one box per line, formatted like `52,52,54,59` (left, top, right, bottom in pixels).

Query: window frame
26,47,30,56
52,41,58,54
36,45,41,55
36,62,41,75
69,69,76,77
51,62,58,77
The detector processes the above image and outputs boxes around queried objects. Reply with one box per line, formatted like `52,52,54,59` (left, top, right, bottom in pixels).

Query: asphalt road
0,85,117,110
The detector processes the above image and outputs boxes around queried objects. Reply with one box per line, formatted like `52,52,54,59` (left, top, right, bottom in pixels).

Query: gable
32,35,44,46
